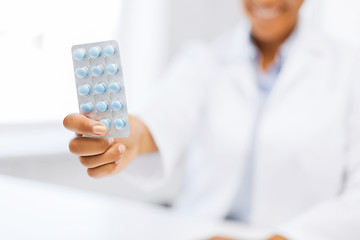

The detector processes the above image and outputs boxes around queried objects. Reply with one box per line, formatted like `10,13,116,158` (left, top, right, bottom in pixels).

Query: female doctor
64,0,360,239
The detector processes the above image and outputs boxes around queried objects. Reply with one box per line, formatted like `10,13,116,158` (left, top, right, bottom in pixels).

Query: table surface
0,175,272,240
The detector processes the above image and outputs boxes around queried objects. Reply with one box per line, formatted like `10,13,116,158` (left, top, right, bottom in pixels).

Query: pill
109,82,121,93
100,119,111,129
91,65,104,77
111,100,124,111
80,102,93,114
106,63,118,75
73,48,86,60
89,46,101,58
75,67,89,79
78,84,91,96
94,83,106,95
114,118,126,129
96,101,108,112
103,45,115,56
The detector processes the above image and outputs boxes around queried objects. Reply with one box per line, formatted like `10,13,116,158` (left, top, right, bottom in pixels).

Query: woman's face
242,0,303,43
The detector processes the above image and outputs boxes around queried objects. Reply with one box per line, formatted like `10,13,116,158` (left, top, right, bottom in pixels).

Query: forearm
138,125,158,155
276,188,360,240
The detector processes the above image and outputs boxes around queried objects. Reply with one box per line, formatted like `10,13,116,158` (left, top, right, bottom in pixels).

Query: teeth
252,7,281,20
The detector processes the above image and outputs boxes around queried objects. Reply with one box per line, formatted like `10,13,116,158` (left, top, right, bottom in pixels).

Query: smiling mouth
251,6,283,21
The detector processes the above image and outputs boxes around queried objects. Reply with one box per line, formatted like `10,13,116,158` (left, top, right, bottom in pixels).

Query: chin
250,15,297,43
251,25,284,43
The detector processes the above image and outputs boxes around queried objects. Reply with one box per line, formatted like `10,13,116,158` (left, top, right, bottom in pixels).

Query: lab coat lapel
224,23,259,106
265,22,324,105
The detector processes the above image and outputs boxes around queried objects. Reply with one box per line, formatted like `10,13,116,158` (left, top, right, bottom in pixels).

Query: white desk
0,175,272,240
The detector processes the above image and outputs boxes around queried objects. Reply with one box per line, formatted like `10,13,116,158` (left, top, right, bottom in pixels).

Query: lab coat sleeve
121,42,214,189
276,53,360,240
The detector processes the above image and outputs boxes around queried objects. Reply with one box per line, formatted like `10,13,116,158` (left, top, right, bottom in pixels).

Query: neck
253,39,283,71
252,24,297,71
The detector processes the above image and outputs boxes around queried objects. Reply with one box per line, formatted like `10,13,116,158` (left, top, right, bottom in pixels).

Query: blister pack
71,40,130,138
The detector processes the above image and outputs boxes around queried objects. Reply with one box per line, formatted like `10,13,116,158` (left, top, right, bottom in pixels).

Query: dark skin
243,0,303,70
63,0,303,239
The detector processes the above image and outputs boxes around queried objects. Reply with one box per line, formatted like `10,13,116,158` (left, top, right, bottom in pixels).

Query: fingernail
108,138,114,145
115,160,120,165
119,145,126,154
93,125,107,135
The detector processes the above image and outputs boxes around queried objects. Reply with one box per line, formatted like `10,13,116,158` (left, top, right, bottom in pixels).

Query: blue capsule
73,48,86,60
109,82,121,93
103,45,115,56
106,63,118,75
91,65,104,77
114,118,126,129
75,67,89,79
80,102,93,114
78,84,91,96
89,46,101,58
94,83,106,95
100,119,111,129
96,101,108,112
111,100,124,111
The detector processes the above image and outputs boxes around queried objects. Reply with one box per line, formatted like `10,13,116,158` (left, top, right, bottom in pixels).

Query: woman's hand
63,113,157,178
267,235,288,240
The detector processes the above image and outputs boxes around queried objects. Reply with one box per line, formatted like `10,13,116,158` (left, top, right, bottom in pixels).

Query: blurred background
0,0,360,206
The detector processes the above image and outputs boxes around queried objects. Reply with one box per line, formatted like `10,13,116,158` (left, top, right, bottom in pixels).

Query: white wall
168,0,242,57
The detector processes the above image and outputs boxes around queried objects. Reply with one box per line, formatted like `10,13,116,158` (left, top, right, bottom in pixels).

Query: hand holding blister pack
71,40,130,138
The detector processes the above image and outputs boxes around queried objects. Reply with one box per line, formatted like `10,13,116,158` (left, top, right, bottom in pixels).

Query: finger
79,143,126,168
87,162,120,179
69,137,114,156
63,113,107,136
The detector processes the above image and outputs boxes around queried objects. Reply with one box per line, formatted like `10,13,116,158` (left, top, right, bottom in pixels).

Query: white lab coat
126,18,360,240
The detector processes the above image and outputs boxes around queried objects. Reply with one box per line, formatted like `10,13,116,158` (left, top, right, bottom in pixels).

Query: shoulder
166,40,220,79
297,22,360,91
298,22,358,65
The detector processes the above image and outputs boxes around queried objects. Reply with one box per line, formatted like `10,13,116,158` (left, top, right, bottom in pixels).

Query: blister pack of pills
71,40,130,138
